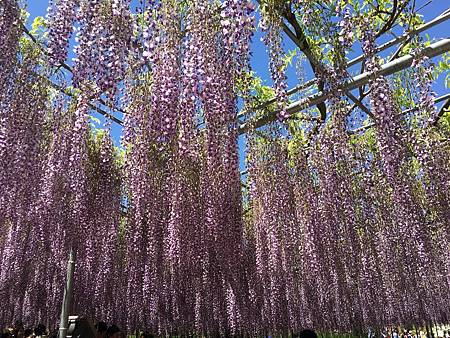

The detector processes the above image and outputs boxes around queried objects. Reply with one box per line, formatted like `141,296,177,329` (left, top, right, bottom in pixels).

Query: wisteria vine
0,0,449,337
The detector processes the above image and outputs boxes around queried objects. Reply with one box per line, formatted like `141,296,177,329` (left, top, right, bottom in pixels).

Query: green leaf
90,116,101,125
31,16,46,32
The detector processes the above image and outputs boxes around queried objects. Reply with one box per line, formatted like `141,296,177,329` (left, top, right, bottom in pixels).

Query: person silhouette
298,329,318,338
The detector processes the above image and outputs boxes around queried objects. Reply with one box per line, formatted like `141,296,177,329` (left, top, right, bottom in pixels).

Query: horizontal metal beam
348,8,450,68
349,92,450,134
434,94,450,125
239,38,450,134
40,76,124,125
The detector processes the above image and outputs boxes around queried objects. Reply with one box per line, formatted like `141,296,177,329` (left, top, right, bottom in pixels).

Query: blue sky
25,1,449,172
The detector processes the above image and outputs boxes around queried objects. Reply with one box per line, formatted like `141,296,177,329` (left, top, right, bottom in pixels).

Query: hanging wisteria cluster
0,48,123,328
244,14,450,333
121,0,256,334
47,0,133,98
246,107,450,333
0,0,449,336
259,0,289,120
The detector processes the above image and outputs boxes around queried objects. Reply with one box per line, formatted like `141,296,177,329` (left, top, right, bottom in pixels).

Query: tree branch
281,4,327,121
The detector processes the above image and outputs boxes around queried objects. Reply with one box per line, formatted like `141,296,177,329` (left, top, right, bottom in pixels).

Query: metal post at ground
58,247,76,338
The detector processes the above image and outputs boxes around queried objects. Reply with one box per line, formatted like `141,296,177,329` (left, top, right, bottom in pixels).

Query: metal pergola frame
239,8,450,116
239,38,450,134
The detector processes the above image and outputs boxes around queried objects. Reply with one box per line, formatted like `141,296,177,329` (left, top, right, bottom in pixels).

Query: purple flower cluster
260,3,289,120
2,0,450,335
238,19,449,334
46,0,78,66
0,37,123,326
412,53,437,126
120,0,256,334
150,1,181,143
221,0,255,78
0,0,21,90
245,121,450,331
47,0,133,99
293,0,313,26
0,48,48,326
361,28,406,182
337,7,354,50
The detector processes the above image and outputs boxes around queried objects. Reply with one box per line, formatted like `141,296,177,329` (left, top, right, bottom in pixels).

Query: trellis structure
1,0,450,337
239,38,450,133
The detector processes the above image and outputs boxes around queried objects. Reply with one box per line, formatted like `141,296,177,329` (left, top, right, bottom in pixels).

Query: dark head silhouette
299,329,318,338
106,325,121,337
34,324,46,336
96,321,108,333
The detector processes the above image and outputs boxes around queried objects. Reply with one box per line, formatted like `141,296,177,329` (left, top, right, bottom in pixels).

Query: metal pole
58,247,76,338
348,92,450,134
347,8,450,68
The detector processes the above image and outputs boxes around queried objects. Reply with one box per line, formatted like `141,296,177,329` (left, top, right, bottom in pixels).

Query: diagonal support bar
349,92,450,134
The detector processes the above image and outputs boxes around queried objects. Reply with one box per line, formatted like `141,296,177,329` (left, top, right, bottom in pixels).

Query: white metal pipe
347,9,450,68
349,92,450,134
58,248,76,338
